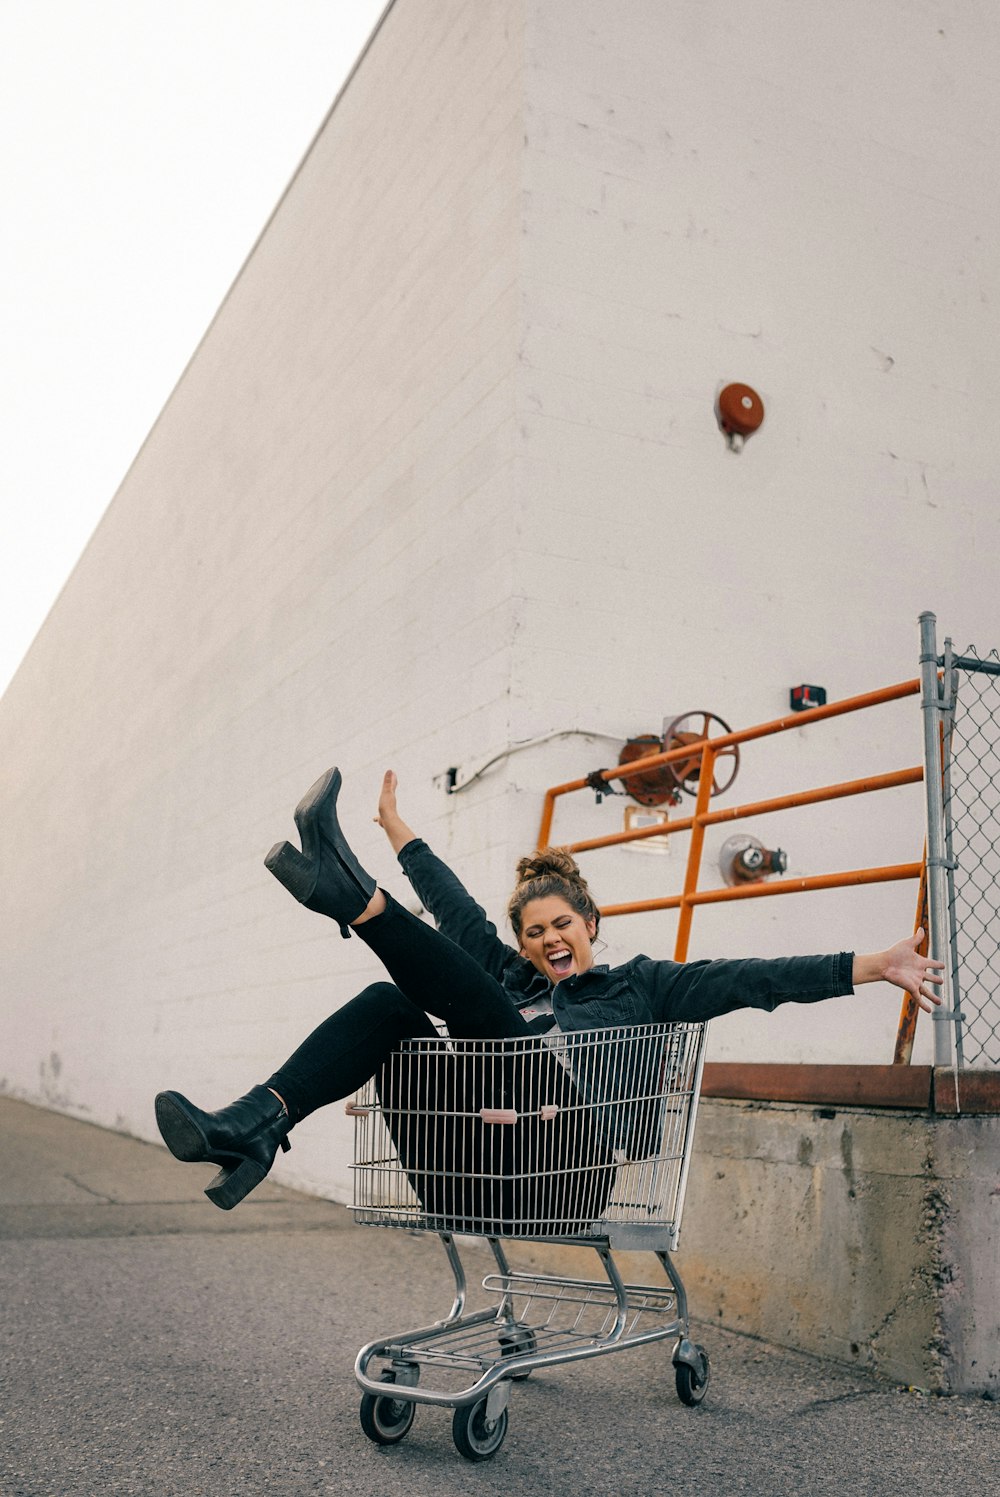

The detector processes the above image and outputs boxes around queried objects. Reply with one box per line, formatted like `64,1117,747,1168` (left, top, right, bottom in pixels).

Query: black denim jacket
398,839,854,1034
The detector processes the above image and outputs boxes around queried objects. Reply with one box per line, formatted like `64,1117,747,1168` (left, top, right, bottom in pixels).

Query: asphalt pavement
1,1095,996,1497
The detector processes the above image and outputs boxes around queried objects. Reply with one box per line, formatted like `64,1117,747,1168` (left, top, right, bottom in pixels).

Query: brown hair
507,847,601,941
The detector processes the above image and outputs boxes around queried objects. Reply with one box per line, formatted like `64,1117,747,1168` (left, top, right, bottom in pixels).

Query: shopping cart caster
359,1371,416,1445
673,1341,710,1406
498,1322,537,1379
452,1387,510,1461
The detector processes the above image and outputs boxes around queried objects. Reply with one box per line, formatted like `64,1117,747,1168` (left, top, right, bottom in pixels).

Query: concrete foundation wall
678,1100,1000,1394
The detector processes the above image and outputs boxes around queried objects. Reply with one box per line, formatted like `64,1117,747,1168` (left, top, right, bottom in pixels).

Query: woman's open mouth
547,947,574,978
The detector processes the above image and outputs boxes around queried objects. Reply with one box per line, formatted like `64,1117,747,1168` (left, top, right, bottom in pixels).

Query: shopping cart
349,1021,709,1461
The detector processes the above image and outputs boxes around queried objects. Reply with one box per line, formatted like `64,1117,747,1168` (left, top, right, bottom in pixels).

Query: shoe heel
205,1158,267,1211
264,840,318,903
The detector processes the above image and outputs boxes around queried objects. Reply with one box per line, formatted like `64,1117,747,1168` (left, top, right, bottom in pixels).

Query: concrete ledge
703,1062,932,1109
933,1069,1000,1114
702,1063,1000,1114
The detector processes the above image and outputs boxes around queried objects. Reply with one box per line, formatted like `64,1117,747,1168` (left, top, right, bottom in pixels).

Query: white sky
0,0,387,697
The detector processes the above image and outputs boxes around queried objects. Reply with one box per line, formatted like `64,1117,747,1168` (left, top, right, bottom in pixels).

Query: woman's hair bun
508,845,600,939
514,847,583,886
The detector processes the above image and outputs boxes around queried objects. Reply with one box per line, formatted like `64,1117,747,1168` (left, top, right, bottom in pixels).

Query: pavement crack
62,1172,117,1203
796,1389,885,1413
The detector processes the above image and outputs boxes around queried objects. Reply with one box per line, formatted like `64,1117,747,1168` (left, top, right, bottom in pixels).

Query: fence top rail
948,654,1000,677
543,678,921,802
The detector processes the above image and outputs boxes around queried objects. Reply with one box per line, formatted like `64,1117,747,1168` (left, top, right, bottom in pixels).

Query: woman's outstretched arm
643,928,945,1024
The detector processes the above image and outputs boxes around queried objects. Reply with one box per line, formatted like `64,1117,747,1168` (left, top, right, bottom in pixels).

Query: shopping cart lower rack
348,1022,710,1461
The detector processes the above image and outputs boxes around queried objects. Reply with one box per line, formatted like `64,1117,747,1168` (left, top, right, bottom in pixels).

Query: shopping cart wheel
359,1387,416,1445
498,1322,537,1379
674,1344,710,1406
452,1397,509,1461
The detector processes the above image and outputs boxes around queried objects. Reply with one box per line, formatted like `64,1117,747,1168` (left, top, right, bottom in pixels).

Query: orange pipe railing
894,851,929,1066
676,740,716,960
601,863,923,919
535,676,926,981
564,767,923,855
536,678,921,849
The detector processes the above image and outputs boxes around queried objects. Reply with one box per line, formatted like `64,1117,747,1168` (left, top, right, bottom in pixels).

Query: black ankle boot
154,1084,292,1211
264,766,376,937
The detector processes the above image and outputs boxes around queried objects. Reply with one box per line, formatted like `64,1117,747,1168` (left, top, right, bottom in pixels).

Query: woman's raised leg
155,982,438,1208
154,1083,293,1211
264,765,526,1038
351,894,526,1038
264,982,439,1120
263,767,376,938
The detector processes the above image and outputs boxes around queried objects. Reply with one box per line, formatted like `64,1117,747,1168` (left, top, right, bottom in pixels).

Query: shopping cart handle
479,1105,561,1124
344,1101,374,1116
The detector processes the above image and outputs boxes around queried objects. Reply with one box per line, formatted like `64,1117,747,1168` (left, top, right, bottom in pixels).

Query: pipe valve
719,834,787,887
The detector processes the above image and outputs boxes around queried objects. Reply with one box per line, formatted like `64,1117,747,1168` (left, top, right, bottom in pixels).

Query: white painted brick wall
506,0,1000,1068
2,0,998,1205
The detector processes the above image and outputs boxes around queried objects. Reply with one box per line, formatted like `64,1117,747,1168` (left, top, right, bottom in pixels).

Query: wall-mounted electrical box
790,684,827,712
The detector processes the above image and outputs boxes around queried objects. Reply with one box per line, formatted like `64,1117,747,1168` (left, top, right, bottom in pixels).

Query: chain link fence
942,641,1000,1069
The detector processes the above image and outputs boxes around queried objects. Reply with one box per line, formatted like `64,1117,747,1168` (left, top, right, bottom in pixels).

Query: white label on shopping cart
478,1105,560,1124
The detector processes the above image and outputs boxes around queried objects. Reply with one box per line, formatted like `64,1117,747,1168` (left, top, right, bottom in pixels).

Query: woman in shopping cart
155,767,943,1212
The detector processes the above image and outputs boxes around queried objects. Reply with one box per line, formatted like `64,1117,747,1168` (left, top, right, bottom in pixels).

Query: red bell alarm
717,383,765,448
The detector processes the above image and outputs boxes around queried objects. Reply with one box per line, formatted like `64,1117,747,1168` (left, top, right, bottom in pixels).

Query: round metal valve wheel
662,712,740,798
674,1344,711,1406
452,1396,509,1461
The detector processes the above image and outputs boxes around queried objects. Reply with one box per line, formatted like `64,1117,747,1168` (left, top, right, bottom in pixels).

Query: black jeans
266,894,615,1233
266,892,529,1117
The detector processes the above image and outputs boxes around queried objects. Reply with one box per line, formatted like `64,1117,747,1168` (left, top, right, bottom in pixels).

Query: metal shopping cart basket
348,1021,709,1461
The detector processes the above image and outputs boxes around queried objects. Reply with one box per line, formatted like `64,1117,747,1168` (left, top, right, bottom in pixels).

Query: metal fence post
939,636,966,1072
919,611,954,1070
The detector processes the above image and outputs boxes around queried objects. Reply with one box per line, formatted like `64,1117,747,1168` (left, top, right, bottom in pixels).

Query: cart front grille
350,1022,706,1243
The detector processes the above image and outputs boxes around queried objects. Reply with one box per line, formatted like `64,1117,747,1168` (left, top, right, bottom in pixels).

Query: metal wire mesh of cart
349,1022,707,1247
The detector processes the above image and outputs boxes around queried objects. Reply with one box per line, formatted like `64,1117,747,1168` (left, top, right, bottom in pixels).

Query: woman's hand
375,769,400,829
852,930,945,1013
374,770,418,855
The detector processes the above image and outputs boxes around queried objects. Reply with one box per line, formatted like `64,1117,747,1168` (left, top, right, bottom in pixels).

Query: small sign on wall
622,804,673,853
